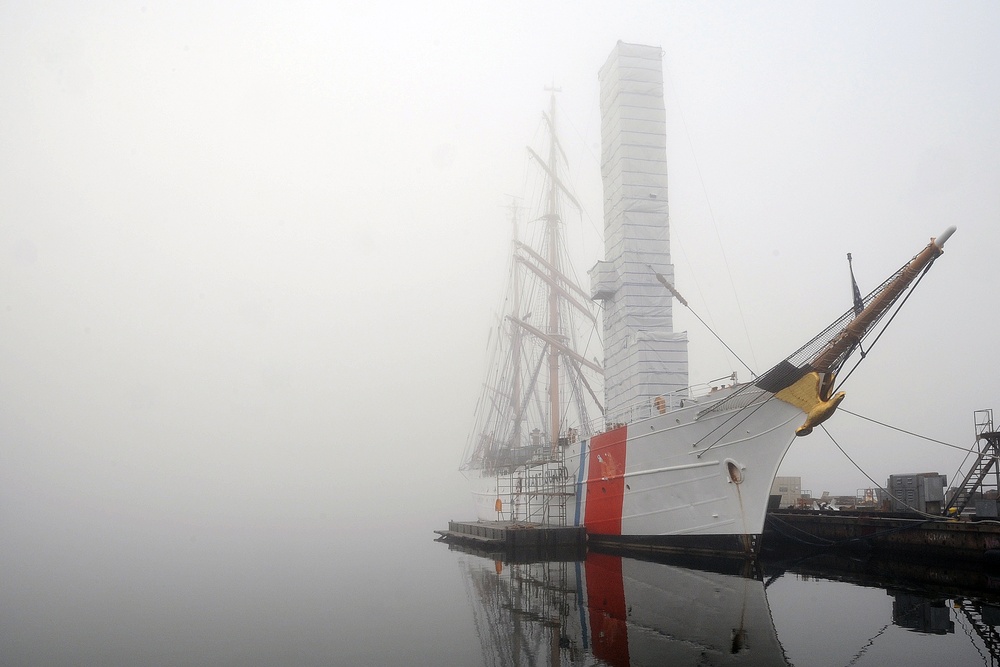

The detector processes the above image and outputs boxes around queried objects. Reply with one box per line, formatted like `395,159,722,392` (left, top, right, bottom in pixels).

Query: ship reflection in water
454,547,1000,666
459,550,784,666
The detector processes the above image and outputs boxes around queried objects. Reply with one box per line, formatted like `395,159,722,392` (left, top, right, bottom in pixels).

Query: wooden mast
812,226,955,374
545,89,561,456
772,226,956,437
508,203,522,450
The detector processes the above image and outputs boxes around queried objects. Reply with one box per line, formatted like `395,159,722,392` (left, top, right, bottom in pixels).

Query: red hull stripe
584,425,628,535
585,552,630,665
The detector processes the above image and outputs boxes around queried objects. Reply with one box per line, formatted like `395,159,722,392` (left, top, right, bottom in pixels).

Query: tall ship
461,42,954,556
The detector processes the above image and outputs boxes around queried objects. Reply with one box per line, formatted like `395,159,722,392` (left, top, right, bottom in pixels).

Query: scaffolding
496,450,573,526
462,557,583,667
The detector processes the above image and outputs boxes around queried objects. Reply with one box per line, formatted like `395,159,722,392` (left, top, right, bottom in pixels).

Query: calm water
449,545,1000,667
3,513,1000,666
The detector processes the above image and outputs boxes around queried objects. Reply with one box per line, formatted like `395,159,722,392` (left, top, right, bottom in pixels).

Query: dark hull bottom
587,532,761,559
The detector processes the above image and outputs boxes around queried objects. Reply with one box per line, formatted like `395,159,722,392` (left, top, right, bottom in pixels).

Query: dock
437,512,1000,565
764,508,1000,563
435,521,585,561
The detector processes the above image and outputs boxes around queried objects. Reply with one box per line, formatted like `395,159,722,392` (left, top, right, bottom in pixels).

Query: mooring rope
765,512,932,549
846,622,892,667
820,423,948,520
837,406,987,511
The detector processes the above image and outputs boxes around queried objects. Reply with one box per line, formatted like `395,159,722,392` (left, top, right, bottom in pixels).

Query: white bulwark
591,42,689,421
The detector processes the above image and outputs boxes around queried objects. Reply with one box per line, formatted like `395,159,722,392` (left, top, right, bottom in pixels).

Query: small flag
848,253,864,316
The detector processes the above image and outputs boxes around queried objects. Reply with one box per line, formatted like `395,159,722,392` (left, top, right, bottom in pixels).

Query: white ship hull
465,387,801,555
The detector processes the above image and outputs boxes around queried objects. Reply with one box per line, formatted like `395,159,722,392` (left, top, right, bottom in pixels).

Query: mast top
935,225,956,250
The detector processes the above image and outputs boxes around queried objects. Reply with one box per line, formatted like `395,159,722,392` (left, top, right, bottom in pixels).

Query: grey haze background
1,2,998,660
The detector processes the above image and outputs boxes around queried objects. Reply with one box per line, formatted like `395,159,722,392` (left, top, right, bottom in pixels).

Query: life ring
654,396,667,414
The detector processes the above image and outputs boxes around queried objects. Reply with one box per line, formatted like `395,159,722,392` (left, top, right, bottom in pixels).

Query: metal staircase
955,597,1000,664
946,409,1000,516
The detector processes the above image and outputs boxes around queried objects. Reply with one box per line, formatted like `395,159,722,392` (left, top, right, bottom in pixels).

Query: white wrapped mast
591,42,689,420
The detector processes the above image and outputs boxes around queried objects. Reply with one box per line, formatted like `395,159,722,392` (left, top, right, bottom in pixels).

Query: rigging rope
648,265,757,379
819,423,948,520
667,65,759,373
696,393,779,458
832,258,936,394
838,407,985,512
838,408,980,455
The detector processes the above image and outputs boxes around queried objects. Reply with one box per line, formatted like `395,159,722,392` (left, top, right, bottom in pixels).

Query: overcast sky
2,0,999,553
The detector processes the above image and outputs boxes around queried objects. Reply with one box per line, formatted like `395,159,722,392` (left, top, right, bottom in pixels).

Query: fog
2,2,999,661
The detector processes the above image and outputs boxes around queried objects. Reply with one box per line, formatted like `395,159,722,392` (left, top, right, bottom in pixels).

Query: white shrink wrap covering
596,42,689,419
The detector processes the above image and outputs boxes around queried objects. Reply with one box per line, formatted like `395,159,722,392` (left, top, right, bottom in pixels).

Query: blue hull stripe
574,438,588,526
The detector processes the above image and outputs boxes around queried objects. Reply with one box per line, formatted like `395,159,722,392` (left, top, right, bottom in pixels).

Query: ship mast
545,88,562,456
508,203,523,450
811,226,955,376
761,226,956,437
462,86,605,474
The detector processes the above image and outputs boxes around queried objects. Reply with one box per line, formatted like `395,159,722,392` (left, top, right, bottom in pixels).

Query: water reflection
457,548,787,666
892,593,953,634
452,545,1000,666
764,549,1000,664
